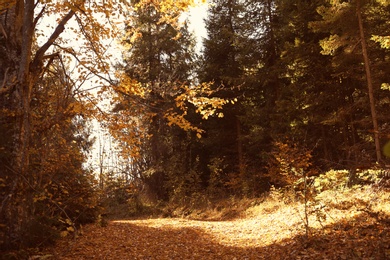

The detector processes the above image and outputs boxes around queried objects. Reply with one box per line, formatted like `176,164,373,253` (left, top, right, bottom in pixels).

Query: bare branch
1,67,9,90
39,52,60,80
0,22,7,39
54,44,117,86
33,5,46,28
31,9,76,71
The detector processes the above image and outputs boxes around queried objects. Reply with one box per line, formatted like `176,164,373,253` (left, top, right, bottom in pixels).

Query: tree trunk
236,117,246,194
1,0,77,247
356,0,382,163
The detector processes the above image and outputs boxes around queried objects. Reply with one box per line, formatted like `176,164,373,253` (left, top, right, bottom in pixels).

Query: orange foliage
267,139,316,186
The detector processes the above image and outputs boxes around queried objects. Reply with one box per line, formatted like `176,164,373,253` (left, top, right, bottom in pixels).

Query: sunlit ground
51,187,390,259
113,192,372,248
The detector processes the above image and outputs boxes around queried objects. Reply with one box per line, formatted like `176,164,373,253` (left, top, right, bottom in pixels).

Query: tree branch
33,5,46,28
31,9,75,72
0,22,7,39
0,67,9,91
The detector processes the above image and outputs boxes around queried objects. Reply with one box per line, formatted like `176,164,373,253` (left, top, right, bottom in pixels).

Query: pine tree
114,2,197,201
198,0,241,196
310,0,390,165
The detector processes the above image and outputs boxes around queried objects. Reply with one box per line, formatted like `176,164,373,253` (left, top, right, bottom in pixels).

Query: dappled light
48,187,390,259
2,0,390,258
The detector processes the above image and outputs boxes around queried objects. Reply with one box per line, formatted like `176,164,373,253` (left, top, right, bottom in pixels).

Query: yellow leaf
384,140,390,157
67,226,75,232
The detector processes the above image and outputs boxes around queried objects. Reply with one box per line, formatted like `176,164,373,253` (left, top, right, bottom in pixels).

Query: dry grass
43,185,390,259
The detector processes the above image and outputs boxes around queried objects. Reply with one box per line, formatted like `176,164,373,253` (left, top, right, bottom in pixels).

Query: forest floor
41,187,390,259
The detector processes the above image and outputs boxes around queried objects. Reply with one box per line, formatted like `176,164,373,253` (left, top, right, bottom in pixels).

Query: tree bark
356,0,382,163
236,117,246,194
15,1,77,175
16,0,34,176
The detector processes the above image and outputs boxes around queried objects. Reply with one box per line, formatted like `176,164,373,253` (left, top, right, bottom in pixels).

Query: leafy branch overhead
166,83,237,137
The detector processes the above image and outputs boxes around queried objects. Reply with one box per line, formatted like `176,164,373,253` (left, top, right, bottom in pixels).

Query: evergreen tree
309,0,390,165
199,0,248,196
115,2,198,202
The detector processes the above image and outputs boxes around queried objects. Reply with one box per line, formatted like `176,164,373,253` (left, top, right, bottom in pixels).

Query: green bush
313,170,350,192
314,168,384,194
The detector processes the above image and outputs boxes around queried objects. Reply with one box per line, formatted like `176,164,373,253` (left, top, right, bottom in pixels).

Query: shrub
313,170,350,193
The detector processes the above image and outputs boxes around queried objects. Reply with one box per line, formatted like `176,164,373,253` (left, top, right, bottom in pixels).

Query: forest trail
51,216,303,260
48,202,390,260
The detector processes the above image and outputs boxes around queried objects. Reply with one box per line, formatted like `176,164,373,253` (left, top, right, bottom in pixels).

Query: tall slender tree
199,0,249,195
112,2,198,201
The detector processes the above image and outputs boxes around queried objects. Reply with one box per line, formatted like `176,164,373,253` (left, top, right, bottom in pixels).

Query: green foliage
314,168,384,194
383,141,390,157
314,170,350,193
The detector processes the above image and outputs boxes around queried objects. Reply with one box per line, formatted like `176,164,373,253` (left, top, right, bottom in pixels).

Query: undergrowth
160,168,390,236
13,169,390,259
102,168,390,237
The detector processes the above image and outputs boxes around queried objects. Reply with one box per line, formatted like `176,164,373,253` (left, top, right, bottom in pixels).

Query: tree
357,0,381,162
0,0,201,249
199,0,249,195
310,0,390,164
110,1,216,203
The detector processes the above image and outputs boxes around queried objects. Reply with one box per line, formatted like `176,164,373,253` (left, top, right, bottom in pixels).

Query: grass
43,183,390,259
10,172,390,259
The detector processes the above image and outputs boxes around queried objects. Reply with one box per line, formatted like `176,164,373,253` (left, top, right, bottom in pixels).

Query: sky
186,2,209,51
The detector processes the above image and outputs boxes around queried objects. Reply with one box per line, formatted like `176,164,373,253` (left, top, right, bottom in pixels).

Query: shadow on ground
30,211,390,259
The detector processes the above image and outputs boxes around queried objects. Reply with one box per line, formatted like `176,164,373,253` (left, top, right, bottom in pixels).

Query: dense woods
1,0,390,253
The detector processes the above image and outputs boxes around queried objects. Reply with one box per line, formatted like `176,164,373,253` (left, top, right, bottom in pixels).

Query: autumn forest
1,0,390,258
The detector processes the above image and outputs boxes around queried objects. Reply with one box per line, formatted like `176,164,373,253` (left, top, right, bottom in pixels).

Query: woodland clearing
34,186,390,260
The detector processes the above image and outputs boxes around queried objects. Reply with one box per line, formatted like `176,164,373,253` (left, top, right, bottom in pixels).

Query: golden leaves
164,82,236,137
175,83,233,120
52,191,390,260
267,140,316,186
371,35,390,49
115,72,146,97
59,218,75,237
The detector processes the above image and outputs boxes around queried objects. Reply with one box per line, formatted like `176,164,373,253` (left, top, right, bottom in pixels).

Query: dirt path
48,203,390,259
52,217,299,260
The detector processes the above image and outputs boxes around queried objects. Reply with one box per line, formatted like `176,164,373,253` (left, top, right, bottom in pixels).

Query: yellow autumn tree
0,0,201,250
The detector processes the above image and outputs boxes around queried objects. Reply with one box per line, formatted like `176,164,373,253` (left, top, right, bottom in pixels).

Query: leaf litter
47,191,390,259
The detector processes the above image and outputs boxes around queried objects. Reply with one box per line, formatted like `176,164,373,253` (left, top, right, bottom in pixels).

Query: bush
21,216,60,247
313,170,350,193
